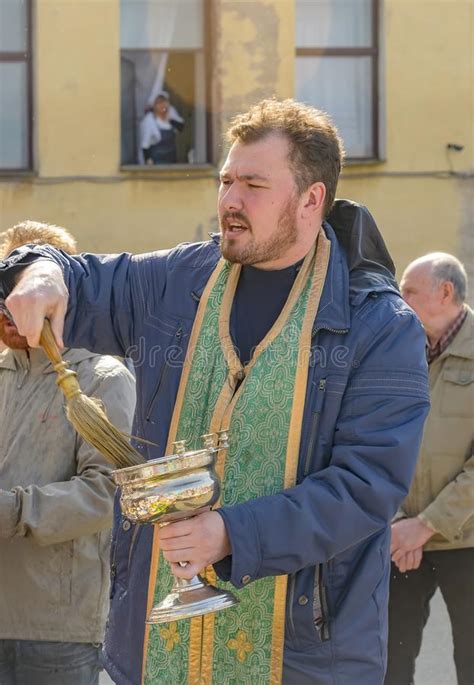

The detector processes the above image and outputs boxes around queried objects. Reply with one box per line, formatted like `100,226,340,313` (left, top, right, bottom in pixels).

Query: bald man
385,253,474,685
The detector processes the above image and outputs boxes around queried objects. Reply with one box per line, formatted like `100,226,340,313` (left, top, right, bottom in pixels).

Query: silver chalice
112,430,238,624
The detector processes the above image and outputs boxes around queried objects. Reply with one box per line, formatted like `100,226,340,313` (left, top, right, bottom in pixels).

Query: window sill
344,158,386,167
0,170,35,178
120,164,218,180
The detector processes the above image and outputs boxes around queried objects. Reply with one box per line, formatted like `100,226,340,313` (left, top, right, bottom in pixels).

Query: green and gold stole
142,230,330,685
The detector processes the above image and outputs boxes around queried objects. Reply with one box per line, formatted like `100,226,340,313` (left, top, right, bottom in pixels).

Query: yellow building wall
0,176,218,252
216,0,295,149
339,0,473,276
0,0,472,280
36,0,120,177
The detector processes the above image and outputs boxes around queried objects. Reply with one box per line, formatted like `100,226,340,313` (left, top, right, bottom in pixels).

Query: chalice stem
172,572,209,592
173,561,203,591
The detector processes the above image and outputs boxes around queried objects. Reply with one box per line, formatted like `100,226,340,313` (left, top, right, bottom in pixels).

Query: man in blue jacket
0,99,429,685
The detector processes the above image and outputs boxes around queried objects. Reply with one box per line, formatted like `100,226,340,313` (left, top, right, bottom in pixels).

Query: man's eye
220,179,231,186
248,184,262,189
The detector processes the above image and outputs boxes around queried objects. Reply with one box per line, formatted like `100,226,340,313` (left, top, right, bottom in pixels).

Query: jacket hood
326,199,399,303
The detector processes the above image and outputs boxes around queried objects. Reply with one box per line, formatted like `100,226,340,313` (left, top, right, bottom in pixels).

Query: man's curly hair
0,220,77,258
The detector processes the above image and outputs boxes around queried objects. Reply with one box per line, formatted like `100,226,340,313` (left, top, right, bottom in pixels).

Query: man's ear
441,280,455,305
301,182,326,218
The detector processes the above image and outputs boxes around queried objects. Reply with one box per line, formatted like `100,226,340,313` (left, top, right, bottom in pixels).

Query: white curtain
121,0,202,50
130,52,171,162
0,63,28,168
295,56,372,157
0,0,27,51
295,0,374,157
121,0,178,111
147,53,169,106
295,0,372,49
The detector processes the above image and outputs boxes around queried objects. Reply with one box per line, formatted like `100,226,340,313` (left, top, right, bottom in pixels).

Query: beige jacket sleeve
419,448,474,543
0,360,136,545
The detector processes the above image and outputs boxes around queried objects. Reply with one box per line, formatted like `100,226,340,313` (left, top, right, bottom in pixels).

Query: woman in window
140,91,184,165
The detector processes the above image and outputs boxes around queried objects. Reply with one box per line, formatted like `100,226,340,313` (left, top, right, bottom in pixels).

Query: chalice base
146,574,238,624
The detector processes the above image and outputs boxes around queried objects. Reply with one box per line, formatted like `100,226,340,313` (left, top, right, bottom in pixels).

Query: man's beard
220,194,299,266
0,316,28,350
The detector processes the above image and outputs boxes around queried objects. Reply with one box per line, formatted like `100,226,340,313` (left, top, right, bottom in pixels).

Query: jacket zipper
127,524,140,576
110,527,119,598
319,583,330,641
314,564,331,641
286,574,298,643
291,336,341,643
303,378,327,476
312,326,349,338
145,326,182,422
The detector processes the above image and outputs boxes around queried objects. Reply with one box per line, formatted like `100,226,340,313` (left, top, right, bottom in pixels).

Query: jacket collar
0,348,15,370
440,306,474,361
0,347,98,373
310,222,350,334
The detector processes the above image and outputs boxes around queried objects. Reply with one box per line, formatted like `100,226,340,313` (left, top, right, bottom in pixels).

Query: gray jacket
0,347,136,643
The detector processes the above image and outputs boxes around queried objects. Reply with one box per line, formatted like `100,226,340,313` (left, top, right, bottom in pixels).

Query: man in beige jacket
385,253,473,685
0,222,136,685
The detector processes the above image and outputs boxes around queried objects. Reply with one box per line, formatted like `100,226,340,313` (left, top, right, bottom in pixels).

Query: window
0,0,32,170
120,0,210,167
295,0,380,159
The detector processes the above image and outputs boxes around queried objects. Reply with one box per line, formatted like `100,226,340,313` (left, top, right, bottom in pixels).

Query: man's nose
220,183,244,211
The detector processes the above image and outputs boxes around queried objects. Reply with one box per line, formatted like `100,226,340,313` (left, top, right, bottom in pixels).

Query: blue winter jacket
0,201,430,685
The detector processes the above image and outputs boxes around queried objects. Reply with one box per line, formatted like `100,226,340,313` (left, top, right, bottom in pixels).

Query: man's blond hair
0,220,77,258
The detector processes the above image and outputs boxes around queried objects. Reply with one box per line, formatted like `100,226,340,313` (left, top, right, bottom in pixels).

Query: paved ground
100,668,114,684
415,589,456,685
99,590,457,685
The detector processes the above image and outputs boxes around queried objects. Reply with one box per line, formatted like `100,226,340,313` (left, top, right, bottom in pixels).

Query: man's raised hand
5,260,68,348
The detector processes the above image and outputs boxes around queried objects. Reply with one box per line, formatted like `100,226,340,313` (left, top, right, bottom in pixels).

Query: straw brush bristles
64,394,144,470
40,320,144,470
